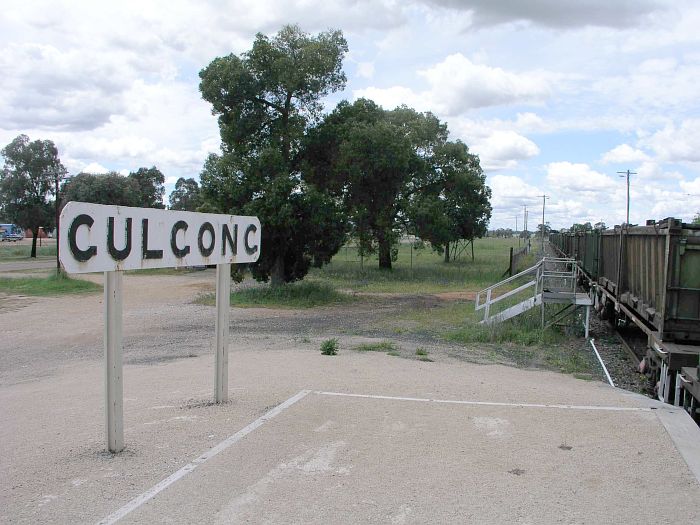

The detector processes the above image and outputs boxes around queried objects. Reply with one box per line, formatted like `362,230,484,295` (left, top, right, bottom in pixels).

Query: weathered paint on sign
59,202,261,273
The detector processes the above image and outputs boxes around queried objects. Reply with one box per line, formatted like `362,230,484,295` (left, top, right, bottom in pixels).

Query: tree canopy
0,134,66,257
304,99,490,268
61,168,166,209
199,24,349,285
168,177,202,211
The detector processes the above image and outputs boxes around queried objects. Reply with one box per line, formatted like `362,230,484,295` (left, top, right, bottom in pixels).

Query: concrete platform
2,348,699,524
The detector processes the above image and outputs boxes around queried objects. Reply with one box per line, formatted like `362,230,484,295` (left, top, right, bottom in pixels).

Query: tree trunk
378,235,392,270
31,231,38,258
270,254,285,287
444,242,450,263
471,238,475,261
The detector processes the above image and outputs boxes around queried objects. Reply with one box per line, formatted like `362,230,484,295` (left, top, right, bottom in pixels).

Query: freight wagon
550,218,700,414
551,218,700,344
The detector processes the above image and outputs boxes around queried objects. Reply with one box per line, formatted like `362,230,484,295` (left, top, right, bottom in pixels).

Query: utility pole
522,205,528,238
515,215,519,247
617,170,636,226
537,195,549,254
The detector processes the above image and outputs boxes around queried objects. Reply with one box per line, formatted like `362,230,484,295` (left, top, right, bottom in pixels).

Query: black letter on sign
170,221,190,258
198,222,215,257
141,219,163,260
244,223,258,255
68,214,97,262
221,224,237,256
107,217,132,261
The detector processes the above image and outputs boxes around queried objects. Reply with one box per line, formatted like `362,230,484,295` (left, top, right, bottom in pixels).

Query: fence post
509,247,514,276
484,289,492,322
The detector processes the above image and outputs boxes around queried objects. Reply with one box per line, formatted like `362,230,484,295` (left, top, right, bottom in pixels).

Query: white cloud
601,144,650,164
546,162,617,192
355,53,554,116
81,162,109,174
418,54,552,114
640,119,700,163
488,174,541,211
680,176,700,195
471,131,540,171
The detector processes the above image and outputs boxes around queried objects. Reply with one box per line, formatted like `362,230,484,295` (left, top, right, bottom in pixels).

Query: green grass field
196,281,351,309
0,273,101,296
0,243,56,260
308,237,534,294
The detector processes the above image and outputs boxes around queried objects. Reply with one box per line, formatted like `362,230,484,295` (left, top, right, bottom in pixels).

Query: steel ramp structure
476,257,592,338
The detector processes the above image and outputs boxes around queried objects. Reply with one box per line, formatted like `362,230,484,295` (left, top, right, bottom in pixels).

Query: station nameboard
59,202,261,273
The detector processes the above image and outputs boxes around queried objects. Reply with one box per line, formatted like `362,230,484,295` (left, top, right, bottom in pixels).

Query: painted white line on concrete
314,391,652,412
97,390,311,525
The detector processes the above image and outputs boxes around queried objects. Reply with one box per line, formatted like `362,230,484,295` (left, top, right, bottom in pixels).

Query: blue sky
1,0,699,228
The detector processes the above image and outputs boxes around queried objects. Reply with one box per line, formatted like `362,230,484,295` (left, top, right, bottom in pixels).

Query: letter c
68,214,97,262
244,223,258,256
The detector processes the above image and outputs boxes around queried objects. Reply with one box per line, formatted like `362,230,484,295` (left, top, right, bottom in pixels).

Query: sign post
59,202,261,452
104,270,124,452
215,263,231,403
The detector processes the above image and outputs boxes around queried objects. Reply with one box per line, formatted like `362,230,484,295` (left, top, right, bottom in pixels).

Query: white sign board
59,202,261,273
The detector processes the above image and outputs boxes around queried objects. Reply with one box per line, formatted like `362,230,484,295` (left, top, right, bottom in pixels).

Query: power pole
537,195,549,254
522,205,528,238
515,215,519,247
617,170,636,226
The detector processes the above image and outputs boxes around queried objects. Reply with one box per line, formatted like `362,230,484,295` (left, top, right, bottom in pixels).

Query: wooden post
509,247,514,276
215,263,231,403
104,271,124,453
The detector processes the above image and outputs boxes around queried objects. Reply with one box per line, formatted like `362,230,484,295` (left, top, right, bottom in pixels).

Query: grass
195,281,350,309
381,299,597,375
354,341,398,352
0,272,101,296
307,238,534,294
0,243,56,260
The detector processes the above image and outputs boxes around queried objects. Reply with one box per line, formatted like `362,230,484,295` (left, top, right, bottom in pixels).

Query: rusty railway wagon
551,218,700,417
551,218,700,343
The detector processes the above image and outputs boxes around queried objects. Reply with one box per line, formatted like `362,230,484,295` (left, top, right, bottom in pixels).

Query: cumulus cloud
640,119,700,163
601,144,650,164
546,162,617,193
488,174,541,210
81,162,109,174
421,0,669,29
355,54,553,116
593,56,700,113
470,131,540,171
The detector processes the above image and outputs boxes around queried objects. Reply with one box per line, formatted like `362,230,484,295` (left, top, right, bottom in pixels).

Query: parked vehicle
0,224,24,242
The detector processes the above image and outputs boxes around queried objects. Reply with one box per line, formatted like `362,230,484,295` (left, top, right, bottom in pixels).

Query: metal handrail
476,257,579,322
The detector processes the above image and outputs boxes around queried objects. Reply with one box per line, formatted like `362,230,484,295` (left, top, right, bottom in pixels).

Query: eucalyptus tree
199,25,348,285
0,134,66,257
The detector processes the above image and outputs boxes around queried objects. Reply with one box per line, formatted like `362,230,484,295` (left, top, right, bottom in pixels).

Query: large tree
305,99,458,269
129,166,165,208
409,141,491,261
62,172,140,207
62,169,167,209
199,25,348,285
0,135,66,257
168,177,202,211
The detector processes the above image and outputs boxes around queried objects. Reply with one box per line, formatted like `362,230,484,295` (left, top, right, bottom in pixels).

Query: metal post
104,271,124,453
215,263,231,403
584,305,590,339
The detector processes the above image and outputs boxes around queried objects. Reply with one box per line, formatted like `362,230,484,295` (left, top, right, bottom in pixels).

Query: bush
320,338,339,355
